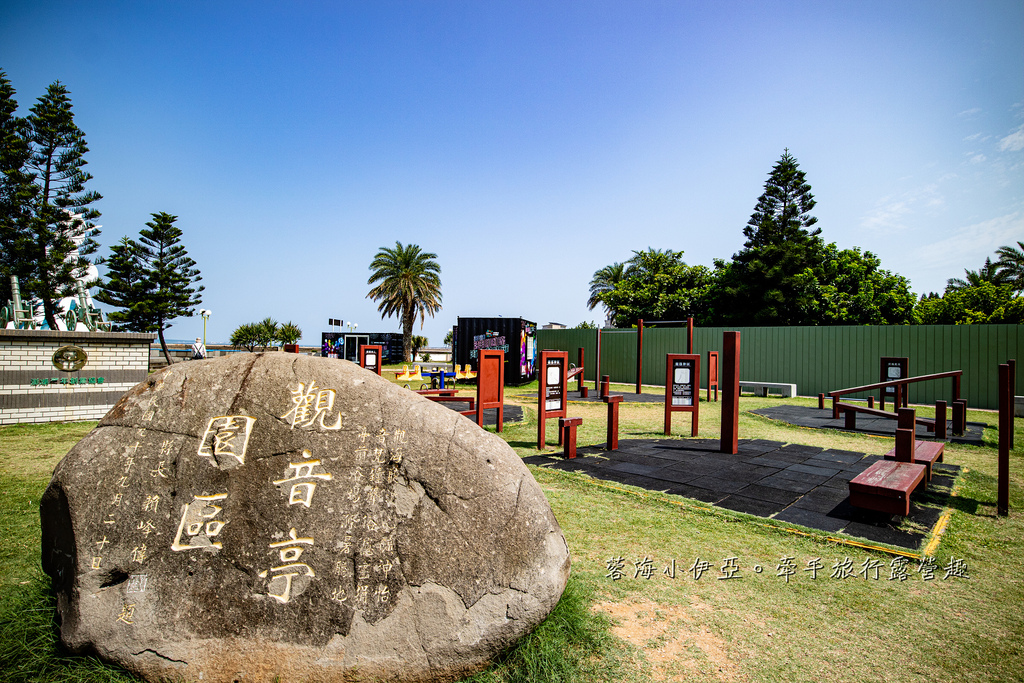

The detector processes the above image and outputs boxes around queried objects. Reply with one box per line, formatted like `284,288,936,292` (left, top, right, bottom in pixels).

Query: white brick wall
0,330,153,425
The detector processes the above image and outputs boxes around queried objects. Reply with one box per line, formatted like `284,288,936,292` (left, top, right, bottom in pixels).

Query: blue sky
2,1,1022,346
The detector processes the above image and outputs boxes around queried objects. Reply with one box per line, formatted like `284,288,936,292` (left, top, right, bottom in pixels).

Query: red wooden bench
849,460,927,516
883,440,943,482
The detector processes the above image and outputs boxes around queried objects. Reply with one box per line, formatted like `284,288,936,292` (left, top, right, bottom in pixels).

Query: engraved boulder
40,352,570,682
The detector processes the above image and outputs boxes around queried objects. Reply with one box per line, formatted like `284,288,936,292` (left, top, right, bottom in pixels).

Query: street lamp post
199,309,211,346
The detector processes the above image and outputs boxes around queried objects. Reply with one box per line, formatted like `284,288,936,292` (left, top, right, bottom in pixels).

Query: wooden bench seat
836,401,936,432
738,381,796,398
415,389,457,397
883,440,944,482
429,396,475,409
849,460,927,516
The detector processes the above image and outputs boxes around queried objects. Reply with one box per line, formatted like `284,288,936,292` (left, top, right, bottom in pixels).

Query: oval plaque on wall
52,345,88,372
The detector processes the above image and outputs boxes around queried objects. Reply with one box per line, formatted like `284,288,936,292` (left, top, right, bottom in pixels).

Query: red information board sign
538,350,568,449
665,353,700,437
359,345,383,375
880,356,909,410
476,349,506,432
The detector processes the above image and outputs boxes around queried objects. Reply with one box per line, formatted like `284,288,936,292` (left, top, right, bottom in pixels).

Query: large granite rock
41,353,570,682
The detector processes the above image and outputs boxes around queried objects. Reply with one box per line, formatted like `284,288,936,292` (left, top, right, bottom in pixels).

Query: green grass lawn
2,390,1022,682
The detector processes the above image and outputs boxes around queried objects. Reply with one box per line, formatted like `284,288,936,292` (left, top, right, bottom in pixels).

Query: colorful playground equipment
395,365,424,382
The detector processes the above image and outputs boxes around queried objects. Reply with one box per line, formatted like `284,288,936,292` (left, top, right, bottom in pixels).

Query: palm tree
587,262,625,326
946,257,1003,291
367,242,442,362
995,241,1024,294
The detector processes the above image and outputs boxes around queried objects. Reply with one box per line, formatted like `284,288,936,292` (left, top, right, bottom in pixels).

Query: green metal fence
537,325,1023,410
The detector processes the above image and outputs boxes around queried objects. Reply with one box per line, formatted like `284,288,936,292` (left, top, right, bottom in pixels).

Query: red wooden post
831,394,839,419
953,399,967,435
998,363,1010,516
935,400,947,440
665,354,700,437
953,373,961,403
707,351,719,402
686,317,694,354
720,332,740,454
537,350,568,449
594,328,602,393
636,319,643,395
604,395,623,450
895,427,916,464
559,417,582,459
818,393,824,410
867,396,875,409
894,384,903,414
577,347,588,397
600,375,610,398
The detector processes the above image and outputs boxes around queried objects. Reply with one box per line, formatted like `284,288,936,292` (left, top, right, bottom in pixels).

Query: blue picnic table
422,368,457,389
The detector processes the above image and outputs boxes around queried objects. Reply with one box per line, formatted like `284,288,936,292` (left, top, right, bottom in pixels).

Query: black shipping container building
321,332,404,364
454,317,537,385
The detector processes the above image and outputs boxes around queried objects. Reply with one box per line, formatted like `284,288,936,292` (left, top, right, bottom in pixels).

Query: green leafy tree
714,150,824,326
995,241,1024,294
599,248,717,327
0,70,38,304
230,323,264,352
366,241,442,362
21,81,102,329
97,213,203,364
276,321,303,346
443,329,453,347
587,262,626,325
573,320,598,329
816,245,916,324
915,282,1019,324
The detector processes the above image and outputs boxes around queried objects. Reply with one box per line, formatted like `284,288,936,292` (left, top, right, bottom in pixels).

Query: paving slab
522,437,961,550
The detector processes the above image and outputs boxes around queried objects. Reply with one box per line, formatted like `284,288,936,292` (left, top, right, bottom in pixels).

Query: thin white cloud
999,124,1024,152
914,211,1024,270
860,184,944,232
969,153,987,164
956,107,982,119
963,132,982,142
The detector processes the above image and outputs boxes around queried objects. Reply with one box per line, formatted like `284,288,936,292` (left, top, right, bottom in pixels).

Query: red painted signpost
475,349,506,432
664,354,700,437
538,350,568,449
359,344,383,375
706,351,719,402
720,332,740,454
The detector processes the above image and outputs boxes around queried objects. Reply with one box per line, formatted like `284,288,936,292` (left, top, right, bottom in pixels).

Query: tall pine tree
0,70,37,304
23,81,101,329
714,149,824,326
94,236,148,330
97,213,203,364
